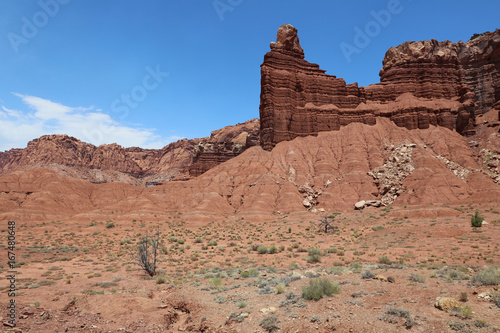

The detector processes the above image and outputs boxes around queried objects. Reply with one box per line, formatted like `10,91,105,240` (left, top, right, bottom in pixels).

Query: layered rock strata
260,25,500,150
0,120,259,184
188,119,259,177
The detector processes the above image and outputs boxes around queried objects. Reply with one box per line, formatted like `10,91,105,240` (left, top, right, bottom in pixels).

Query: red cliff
260,25,500,150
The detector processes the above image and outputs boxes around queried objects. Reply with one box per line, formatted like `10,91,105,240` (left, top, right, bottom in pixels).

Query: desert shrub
471,266,500,286
384,307,417,328
409,273,426,283
155,275,168,284
386,307,411,318
268,244,278,254
211,278,222,291
214,295,226,304
378,255,391,265
459,292,468,302
276,283,286,294
302,278,340,301
474,319,489,328
494,293,500,308
105,222,115,228
305,247,321,263
260,315,280,332
257,245,269,254
361,270,375,279
448,320,465,331
460,306,473,319
310,315,321,323
471,211,483,227
240,269,259,278
120,238,132,245
130,229,160,276
446,270,469,282
194,237,202,243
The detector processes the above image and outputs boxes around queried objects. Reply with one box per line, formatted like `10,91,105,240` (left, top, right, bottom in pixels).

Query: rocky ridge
259,25,500,150
0,120,259,185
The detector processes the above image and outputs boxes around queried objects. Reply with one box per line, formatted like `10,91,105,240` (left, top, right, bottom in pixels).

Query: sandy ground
1,203,500,332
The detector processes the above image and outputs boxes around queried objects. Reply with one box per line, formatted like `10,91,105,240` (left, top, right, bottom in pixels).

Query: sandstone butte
1,25,500,221
260,24,500,150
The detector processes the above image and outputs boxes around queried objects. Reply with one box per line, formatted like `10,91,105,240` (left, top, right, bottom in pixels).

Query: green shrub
268,244,278,254
471,211,483,227
361,270,375,279
257,245,269,254
448,320,465,331
260,315,280,332
302,278,340,301
120,238,132,245
305,247,321,264
378,255,391,265
155,276,168,284
471,266,500,286
276,283,286,294
409,273,426,283
105,222,115,228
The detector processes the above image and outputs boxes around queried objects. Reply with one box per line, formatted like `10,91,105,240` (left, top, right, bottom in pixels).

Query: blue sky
0,0,498,151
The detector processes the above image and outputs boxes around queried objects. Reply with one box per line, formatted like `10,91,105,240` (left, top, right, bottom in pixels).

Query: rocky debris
299,184,322,209
354,200,366,210
434,154,471,181
374,275,395,283
434,297,461,313
260,307,277,314
477,286,499,300
480,149,500,183
367,142,416,206
260,26,500,150
426,147,500,184
354,200,382,210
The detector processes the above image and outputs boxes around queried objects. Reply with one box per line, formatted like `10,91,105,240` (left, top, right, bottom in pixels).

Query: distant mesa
259,24,500,150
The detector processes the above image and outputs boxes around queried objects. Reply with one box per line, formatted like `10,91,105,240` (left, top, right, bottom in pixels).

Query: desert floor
1,203,500,332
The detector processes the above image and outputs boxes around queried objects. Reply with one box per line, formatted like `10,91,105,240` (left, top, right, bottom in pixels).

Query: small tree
471,211,483,228
318,215,338,233
131,229,160,276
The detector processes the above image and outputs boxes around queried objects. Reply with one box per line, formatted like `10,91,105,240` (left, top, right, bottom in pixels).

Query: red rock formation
188,119,259,177
260,25,500,150
0,120,259,184
3,119,500,222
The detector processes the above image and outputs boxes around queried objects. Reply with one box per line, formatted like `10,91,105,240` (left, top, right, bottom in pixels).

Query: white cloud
0,94,183,151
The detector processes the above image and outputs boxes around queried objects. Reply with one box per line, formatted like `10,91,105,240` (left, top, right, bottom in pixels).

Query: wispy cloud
0,93,183,151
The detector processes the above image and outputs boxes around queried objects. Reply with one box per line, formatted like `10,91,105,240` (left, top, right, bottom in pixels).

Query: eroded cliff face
188,119,259,177
0,120,259,184
260,25,500,150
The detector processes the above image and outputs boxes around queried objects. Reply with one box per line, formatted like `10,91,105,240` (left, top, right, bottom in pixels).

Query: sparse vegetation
130,229,160,276
305,247,321,263
260,315,280,332
471,211,483,227
302,278,340,300
409,273,425,283
471,266,500,286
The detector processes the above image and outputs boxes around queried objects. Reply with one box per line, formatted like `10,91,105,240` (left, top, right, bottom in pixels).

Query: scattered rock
260,307,277,314
435,297,461,312
354,200,366,210
368,142,416,205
